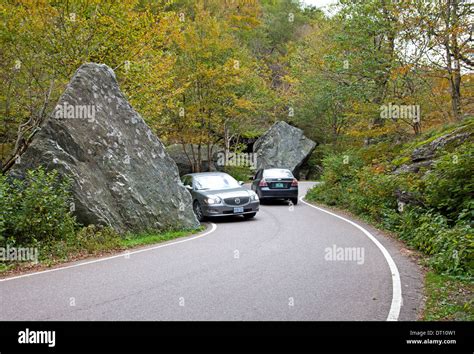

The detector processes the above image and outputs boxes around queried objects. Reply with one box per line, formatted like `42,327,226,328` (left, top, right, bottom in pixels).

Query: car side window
255,170,262,180
182,176,192,187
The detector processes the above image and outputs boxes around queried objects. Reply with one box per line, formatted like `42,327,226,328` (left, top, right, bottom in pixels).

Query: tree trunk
445,0,463,121
196,144,202,173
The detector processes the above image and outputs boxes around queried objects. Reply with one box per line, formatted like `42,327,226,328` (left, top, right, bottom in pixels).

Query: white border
0,223,217,283
299,193,402,321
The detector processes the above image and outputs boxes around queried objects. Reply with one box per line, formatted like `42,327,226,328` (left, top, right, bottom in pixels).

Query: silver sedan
181,172,260,222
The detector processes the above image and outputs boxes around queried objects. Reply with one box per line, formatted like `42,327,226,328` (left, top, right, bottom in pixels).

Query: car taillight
259,179,268,187
291,178,298,187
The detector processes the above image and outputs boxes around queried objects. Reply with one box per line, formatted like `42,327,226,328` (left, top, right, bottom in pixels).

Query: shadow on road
259,199,293,206
205,215,259,224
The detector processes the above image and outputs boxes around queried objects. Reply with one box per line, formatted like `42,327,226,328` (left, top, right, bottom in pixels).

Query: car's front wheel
243,212,256,219
193,201,206,222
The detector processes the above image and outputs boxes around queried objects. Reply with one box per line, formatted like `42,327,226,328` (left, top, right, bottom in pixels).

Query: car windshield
263,169,293,178
194,174,241,190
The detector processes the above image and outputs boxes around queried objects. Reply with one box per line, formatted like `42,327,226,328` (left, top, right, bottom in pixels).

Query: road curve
0,182,424,320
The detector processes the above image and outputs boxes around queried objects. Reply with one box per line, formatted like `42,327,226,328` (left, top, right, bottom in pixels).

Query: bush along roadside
0,167,203,275
222,164,254,182
305,121,473,320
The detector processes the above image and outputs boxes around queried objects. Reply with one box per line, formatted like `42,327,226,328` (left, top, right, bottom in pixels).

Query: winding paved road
0,182,424,320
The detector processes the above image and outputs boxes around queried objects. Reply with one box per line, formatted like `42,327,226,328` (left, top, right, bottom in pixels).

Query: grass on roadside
423,272,473,321
0,225,205,276
121,227,205,248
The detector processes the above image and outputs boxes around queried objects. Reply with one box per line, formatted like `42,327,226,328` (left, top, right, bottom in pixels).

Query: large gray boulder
10,63,199,233
253,121,317,176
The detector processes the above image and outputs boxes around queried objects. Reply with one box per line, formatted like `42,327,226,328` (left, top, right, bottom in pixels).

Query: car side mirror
239,181,244,185
185,185,193,191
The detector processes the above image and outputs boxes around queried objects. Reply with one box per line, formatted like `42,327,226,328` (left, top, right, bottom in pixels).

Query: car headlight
250,192,259,201
205,196,222,205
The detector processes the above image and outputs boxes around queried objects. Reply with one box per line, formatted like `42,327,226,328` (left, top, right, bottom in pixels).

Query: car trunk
265,178,294,189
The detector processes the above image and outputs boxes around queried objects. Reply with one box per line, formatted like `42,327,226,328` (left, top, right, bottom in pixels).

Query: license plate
274,183,285,188
234,207,244,213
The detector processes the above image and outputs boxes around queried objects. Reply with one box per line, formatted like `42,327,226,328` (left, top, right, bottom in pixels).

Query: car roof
183,172,230,178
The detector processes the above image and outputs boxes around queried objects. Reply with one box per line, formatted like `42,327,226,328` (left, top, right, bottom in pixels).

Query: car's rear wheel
290,198,298,205
243,212,256,219
193,201,206,222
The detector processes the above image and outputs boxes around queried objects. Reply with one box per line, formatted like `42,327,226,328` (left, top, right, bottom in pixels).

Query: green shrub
347,167,396,221
303,149,324,180
306,151,364,206
397,208,473,275
305,137,473,276
74,225,122,253
0,167,77,247
222,165,253,182
423,143,474,223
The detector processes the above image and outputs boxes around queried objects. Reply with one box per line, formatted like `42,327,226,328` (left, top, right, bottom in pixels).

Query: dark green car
181,172,260,222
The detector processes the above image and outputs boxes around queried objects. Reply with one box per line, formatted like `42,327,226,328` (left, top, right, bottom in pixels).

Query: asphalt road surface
0,182,424,320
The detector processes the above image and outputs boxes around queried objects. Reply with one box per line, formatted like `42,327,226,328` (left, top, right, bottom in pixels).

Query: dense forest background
1,0,472,172
1,0,473,319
